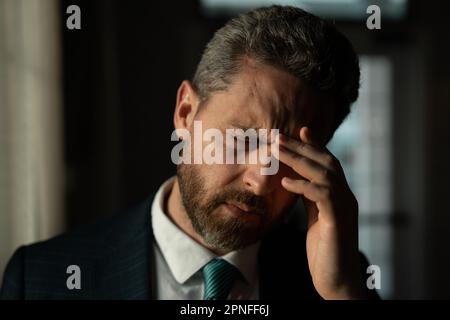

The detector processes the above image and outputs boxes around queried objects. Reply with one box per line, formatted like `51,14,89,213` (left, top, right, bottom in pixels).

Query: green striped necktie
202,258,240,300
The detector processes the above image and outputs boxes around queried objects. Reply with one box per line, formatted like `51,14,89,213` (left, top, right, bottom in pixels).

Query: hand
277,127,366,299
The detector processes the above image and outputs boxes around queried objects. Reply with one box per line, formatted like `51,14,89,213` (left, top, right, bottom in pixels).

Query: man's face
176,60,334,252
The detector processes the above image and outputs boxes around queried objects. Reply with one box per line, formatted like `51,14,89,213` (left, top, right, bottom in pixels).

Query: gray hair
192,5,360,141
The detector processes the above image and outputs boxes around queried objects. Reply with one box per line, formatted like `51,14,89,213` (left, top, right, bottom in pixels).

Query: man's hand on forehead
275,126,365,300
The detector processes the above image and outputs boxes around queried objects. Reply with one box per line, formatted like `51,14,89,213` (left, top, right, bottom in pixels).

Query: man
1,5,378,300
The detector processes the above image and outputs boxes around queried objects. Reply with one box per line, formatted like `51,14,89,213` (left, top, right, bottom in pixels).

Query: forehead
201,59,334,139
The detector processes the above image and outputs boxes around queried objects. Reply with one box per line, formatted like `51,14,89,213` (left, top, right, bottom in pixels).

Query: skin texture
167,59,365,299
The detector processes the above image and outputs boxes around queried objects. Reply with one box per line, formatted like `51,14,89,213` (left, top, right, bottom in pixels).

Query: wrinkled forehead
204,60,334,141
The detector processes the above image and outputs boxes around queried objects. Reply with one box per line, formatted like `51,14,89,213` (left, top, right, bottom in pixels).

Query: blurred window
328,56,393,298
200,0,408,20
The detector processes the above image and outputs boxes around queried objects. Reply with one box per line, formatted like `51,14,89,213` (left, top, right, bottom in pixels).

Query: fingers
276,126,346,214
281,177,331,203
281,177,334,217
278,144,334,186
278,132,339,172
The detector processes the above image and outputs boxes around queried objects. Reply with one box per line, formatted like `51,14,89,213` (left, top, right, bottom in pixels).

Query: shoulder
25,195,153,259
0,194,154,299
35,195,152,252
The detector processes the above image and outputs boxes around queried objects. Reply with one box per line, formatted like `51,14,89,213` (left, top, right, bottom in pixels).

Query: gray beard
176,164,268,252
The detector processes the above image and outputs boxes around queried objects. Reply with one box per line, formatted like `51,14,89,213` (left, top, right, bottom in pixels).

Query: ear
173,80,201,132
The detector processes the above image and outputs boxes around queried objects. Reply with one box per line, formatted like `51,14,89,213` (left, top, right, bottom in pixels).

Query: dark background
59,0,450,299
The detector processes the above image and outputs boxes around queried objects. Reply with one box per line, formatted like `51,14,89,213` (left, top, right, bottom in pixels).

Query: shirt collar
151,177,260,284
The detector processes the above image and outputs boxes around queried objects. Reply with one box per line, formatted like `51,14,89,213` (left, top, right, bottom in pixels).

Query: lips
225,201,256,213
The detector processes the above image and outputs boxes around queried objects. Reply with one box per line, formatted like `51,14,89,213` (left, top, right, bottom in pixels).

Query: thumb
302,196,319,228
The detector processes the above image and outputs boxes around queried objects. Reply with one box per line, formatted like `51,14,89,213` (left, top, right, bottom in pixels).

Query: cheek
200,164,242,189
267,190,297,226
277,161,299,180
268,165,298,217
274,186,297,208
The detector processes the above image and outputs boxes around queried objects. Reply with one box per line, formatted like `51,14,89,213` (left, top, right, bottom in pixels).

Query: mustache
208,188,268,216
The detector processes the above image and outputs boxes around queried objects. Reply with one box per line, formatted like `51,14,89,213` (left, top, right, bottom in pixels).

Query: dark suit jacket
0,193,378,299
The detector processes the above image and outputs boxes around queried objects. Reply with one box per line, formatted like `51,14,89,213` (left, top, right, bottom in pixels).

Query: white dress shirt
151,177,260,300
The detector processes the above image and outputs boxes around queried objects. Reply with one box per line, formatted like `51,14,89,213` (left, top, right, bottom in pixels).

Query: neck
166,177,229,256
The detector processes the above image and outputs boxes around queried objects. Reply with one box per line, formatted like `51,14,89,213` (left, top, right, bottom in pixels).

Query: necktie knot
202,258,240,300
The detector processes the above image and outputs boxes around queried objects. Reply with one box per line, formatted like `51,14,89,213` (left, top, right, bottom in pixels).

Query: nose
242,164,276,196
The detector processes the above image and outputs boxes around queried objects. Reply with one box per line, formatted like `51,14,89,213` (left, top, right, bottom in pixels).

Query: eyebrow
228,123,284,145
228,122,262,131
228,122,292,138
228,114,301,138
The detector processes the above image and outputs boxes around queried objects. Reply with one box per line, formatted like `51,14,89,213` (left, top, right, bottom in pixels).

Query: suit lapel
94,194,156,299
90,193,318,300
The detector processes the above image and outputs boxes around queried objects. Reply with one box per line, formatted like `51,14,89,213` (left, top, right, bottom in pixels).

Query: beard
177,164,271,252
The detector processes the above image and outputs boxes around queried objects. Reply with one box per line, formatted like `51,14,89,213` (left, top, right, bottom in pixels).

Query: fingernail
282,177,293,184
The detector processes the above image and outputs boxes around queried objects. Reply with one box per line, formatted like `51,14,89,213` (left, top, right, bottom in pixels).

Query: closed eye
234,136,259,152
